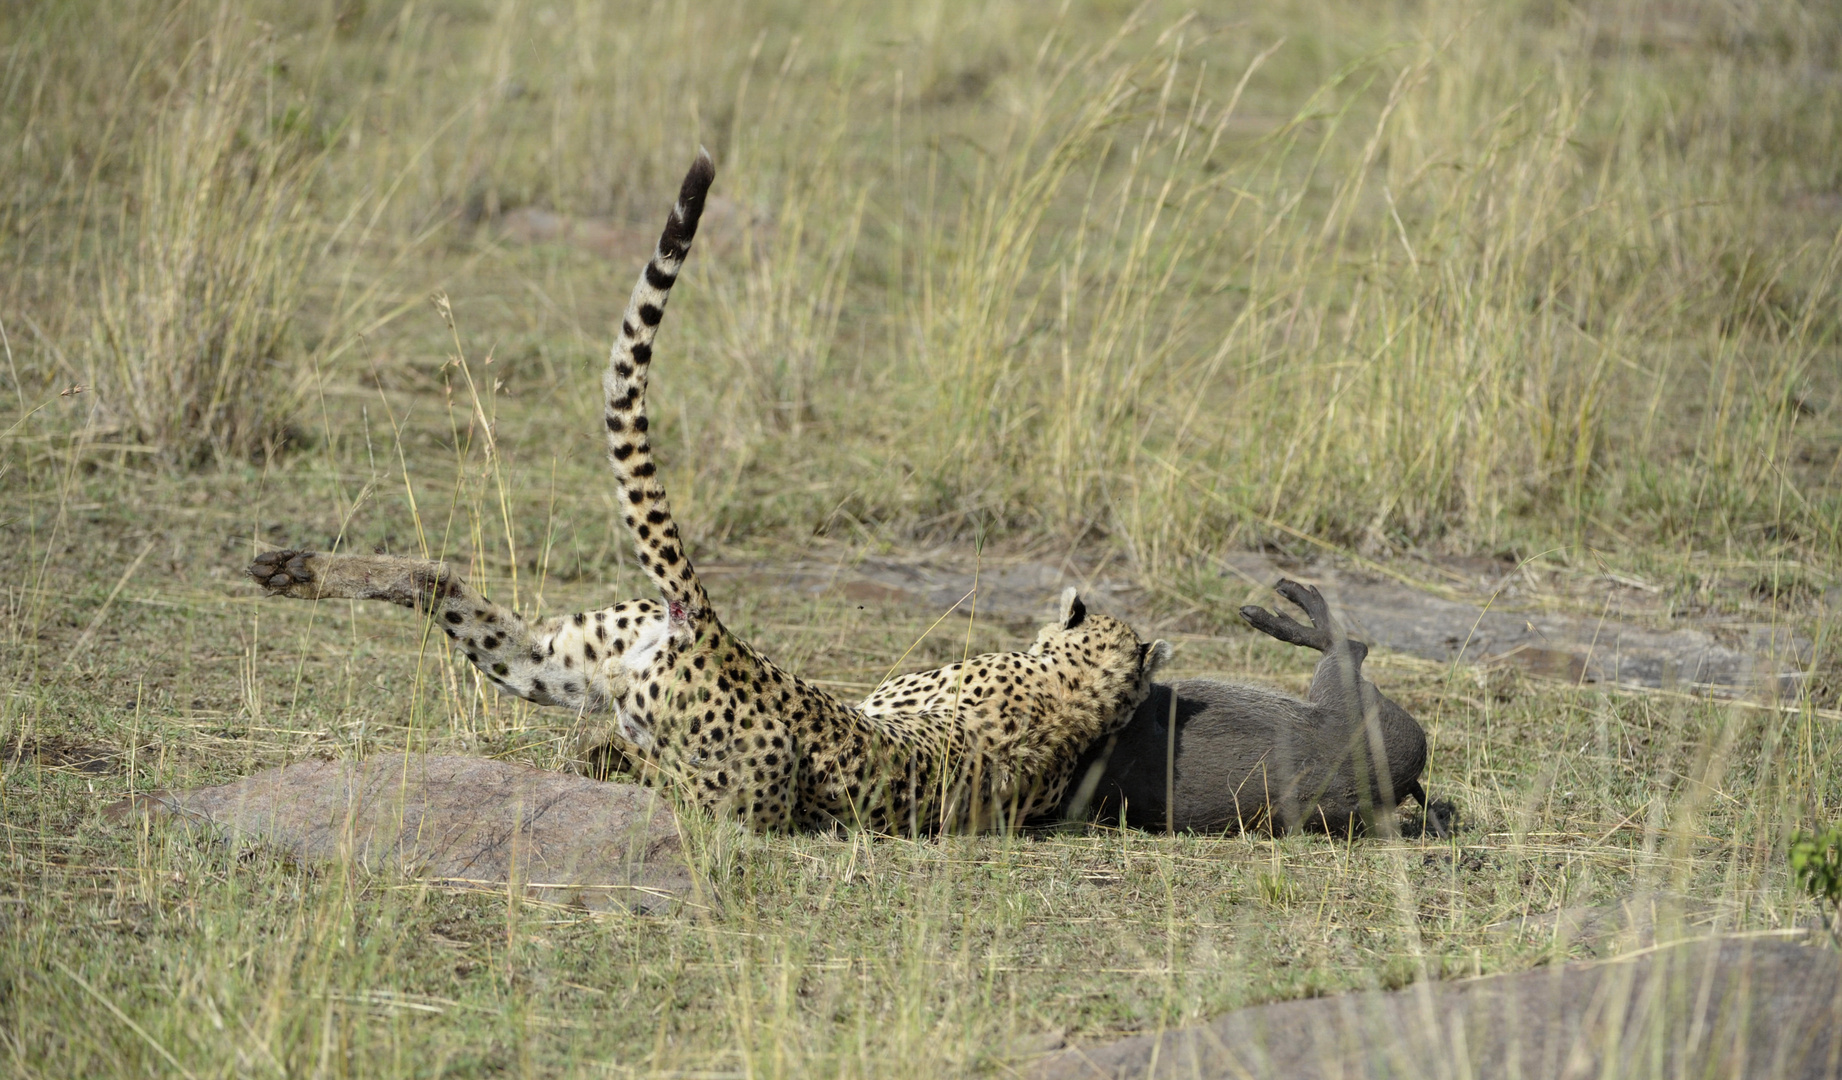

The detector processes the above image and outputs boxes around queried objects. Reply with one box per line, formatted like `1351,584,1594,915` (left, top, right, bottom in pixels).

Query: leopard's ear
1058,587,1087,630
1144,639,1173,678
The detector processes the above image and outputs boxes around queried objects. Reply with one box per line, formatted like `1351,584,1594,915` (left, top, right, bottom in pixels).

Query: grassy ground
3,0,1841,1076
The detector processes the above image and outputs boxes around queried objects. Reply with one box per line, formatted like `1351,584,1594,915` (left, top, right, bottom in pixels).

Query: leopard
249,149,1171,834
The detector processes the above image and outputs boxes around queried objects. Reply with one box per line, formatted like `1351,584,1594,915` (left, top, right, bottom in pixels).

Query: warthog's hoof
1405,798,1459,839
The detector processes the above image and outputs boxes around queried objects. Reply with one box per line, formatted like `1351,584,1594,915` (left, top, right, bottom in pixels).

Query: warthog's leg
1242,578,1418,830
1240,579,1370,714
1238,580,1334,652
1242,578,1456,836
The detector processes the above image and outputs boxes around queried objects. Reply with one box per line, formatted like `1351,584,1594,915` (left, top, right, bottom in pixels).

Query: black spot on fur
638,303,663,326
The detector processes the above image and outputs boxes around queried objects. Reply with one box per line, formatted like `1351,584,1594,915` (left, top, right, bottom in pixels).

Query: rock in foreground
107,754,704,914
1032,936,1839,1079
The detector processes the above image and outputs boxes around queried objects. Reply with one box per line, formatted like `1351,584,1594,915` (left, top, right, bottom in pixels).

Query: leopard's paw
249,549,318,596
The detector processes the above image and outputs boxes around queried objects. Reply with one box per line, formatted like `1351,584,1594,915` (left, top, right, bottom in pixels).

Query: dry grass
86,5,325,465
2,0,1840,1076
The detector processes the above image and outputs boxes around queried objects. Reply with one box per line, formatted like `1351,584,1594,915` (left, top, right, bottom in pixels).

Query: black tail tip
680,147,716,207
659,149,717,259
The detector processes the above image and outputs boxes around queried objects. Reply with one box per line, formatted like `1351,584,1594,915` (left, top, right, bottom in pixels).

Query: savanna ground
3,0,1842,1076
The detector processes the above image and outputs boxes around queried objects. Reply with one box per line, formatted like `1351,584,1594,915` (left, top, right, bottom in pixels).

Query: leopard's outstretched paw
249,549,317,595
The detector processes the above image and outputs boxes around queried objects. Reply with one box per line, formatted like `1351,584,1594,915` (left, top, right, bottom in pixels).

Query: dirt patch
1487,891,1738,954
701,552,1142,628
492,194,765,262
497,207,652,262
1223,554,1811,696
104,754,707,914
707,550,1814,695
4,735,121,776
1030,936,1839,1079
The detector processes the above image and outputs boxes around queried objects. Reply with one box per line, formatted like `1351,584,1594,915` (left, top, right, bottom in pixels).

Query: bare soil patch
708,550,1816,695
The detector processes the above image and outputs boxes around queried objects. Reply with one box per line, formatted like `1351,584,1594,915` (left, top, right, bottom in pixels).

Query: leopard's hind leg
248,549,650,712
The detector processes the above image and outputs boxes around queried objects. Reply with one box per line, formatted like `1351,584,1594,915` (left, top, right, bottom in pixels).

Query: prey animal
1060,579,1452,837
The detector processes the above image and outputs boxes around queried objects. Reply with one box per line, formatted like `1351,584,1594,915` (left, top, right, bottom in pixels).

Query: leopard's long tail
603,148,717,624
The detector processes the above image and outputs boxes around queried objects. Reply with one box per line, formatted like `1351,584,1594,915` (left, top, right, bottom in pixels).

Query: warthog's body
1060,580,1449,837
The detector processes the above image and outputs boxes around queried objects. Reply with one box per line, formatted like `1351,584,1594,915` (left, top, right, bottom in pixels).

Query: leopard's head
1030,587,1171,705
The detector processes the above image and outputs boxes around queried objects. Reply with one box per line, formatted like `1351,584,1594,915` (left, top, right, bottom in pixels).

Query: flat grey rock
1030,936,1841,1080
106,754,705,914
1282,566,1808,696
706,552,1811,694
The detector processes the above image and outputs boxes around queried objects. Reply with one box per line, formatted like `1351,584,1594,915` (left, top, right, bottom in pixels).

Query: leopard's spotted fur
250,150,1169,833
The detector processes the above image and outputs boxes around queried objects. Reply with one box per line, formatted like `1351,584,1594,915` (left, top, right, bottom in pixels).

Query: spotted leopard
250,150,1169,832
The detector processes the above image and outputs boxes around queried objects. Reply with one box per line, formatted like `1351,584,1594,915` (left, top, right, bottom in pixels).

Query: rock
706,551,1812,695
105,754,707,914
1028,937,1839,1079
1281,567,1809,696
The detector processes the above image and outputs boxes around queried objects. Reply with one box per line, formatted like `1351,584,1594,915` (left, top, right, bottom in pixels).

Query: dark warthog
1060,579,1454,837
